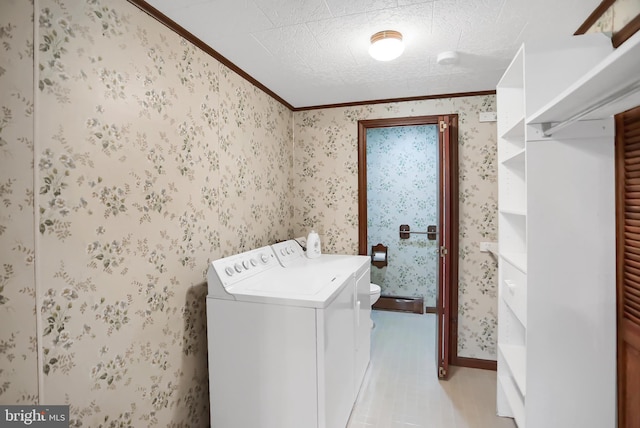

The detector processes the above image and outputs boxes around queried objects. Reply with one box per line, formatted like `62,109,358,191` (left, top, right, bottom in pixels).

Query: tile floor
347,310,516,428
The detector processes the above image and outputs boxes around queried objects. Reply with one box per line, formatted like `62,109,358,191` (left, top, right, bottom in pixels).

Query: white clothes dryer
206,246,357,428
270,240,372,400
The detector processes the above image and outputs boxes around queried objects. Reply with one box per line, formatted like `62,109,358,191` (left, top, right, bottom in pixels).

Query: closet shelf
501,116,526,140
504,289,527,328
528,31,640,133
500,252,527,273
500,148,526,167
499,208,527,216
499,344,527,395
498,375,526,428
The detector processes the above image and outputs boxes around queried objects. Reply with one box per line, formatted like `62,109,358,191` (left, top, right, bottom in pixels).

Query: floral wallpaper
2,0,292,425
586,0,640,35
0,0,39,405
366,125,439,307
293,96,499,360
2,0,500,423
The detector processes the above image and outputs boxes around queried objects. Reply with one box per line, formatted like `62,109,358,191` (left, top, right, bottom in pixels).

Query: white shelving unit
497,32,625,428
498,374,525,427
499,344,526,393
496,44,527,422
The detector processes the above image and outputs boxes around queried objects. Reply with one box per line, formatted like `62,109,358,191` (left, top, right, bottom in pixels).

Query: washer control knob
280,249,286,256
242,260,250,269
260,254,269,264
224,266,234,276
250,258,258,267
234,263,243,273
286,247,291,255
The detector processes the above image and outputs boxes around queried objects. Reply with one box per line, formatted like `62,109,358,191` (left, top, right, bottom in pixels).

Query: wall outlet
479,242,497,253
479,112,497,122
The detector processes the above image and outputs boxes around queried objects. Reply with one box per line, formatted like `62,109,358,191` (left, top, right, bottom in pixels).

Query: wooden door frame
357,115,460,367
615,111,626,428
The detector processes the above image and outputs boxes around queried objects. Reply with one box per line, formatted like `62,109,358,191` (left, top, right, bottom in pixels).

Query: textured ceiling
143,0,603,108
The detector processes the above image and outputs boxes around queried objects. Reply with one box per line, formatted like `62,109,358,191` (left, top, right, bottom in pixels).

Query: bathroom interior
1,0,639,427
367,124,441,312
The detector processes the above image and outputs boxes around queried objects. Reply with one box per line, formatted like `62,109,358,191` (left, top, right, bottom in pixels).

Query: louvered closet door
616,105,640,428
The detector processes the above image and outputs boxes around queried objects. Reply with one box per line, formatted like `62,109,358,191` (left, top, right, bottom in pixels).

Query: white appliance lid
272,240,370,273
229,267,351,308
207,246,353,308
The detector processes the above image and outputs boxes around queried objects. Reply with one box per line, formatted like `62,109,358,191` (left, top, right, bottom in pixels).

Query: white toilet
369,283,381,306
369,283,381,329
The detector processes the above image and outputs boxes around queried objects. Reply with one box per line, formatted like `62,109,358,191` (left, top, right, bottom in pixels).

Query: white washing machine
270,240,371,401
206,246,357,428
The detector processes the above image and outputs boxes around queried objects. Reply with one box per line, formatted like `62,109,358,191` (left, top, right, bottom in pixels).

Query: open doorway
357,115,459,379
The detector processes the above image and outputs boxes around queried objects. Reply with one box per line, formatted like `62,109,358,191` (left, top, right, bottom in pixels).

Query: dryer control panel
271,240,305,267
207,246,280,298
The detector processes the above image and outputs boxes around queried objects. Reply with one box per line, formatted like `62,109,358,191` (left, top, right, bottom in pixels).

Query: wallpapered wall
366,126,439,306
586,0,640,34
1,0,498,424
0,0,38,405
293,97,499,361
1,0,292,425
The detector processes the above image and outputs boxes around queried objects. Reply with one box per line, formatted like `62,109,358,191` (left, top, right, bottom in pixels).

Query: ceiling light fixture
369,30,404,61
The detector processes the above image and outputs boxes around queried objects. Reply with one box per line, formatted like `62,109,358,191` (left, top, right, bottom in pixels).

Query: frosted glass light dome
369,30,404,61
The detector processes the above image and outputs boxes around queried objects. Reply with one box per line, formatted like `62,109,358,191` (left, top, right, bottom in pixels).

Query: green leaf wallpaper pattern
293,95,498,360
0,0,38,406
366,125,439,306
1,0,499,423
2,0,291,424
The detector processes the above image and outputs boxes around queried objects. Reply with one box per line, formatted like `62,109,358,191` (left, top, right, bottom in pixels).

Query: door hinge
439,121,447,132
439,246,448,258
438,366,447,378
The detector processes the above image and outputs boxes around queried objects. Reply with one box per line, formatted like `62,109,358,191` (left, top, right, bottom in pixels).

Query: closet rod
541,79,640,137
